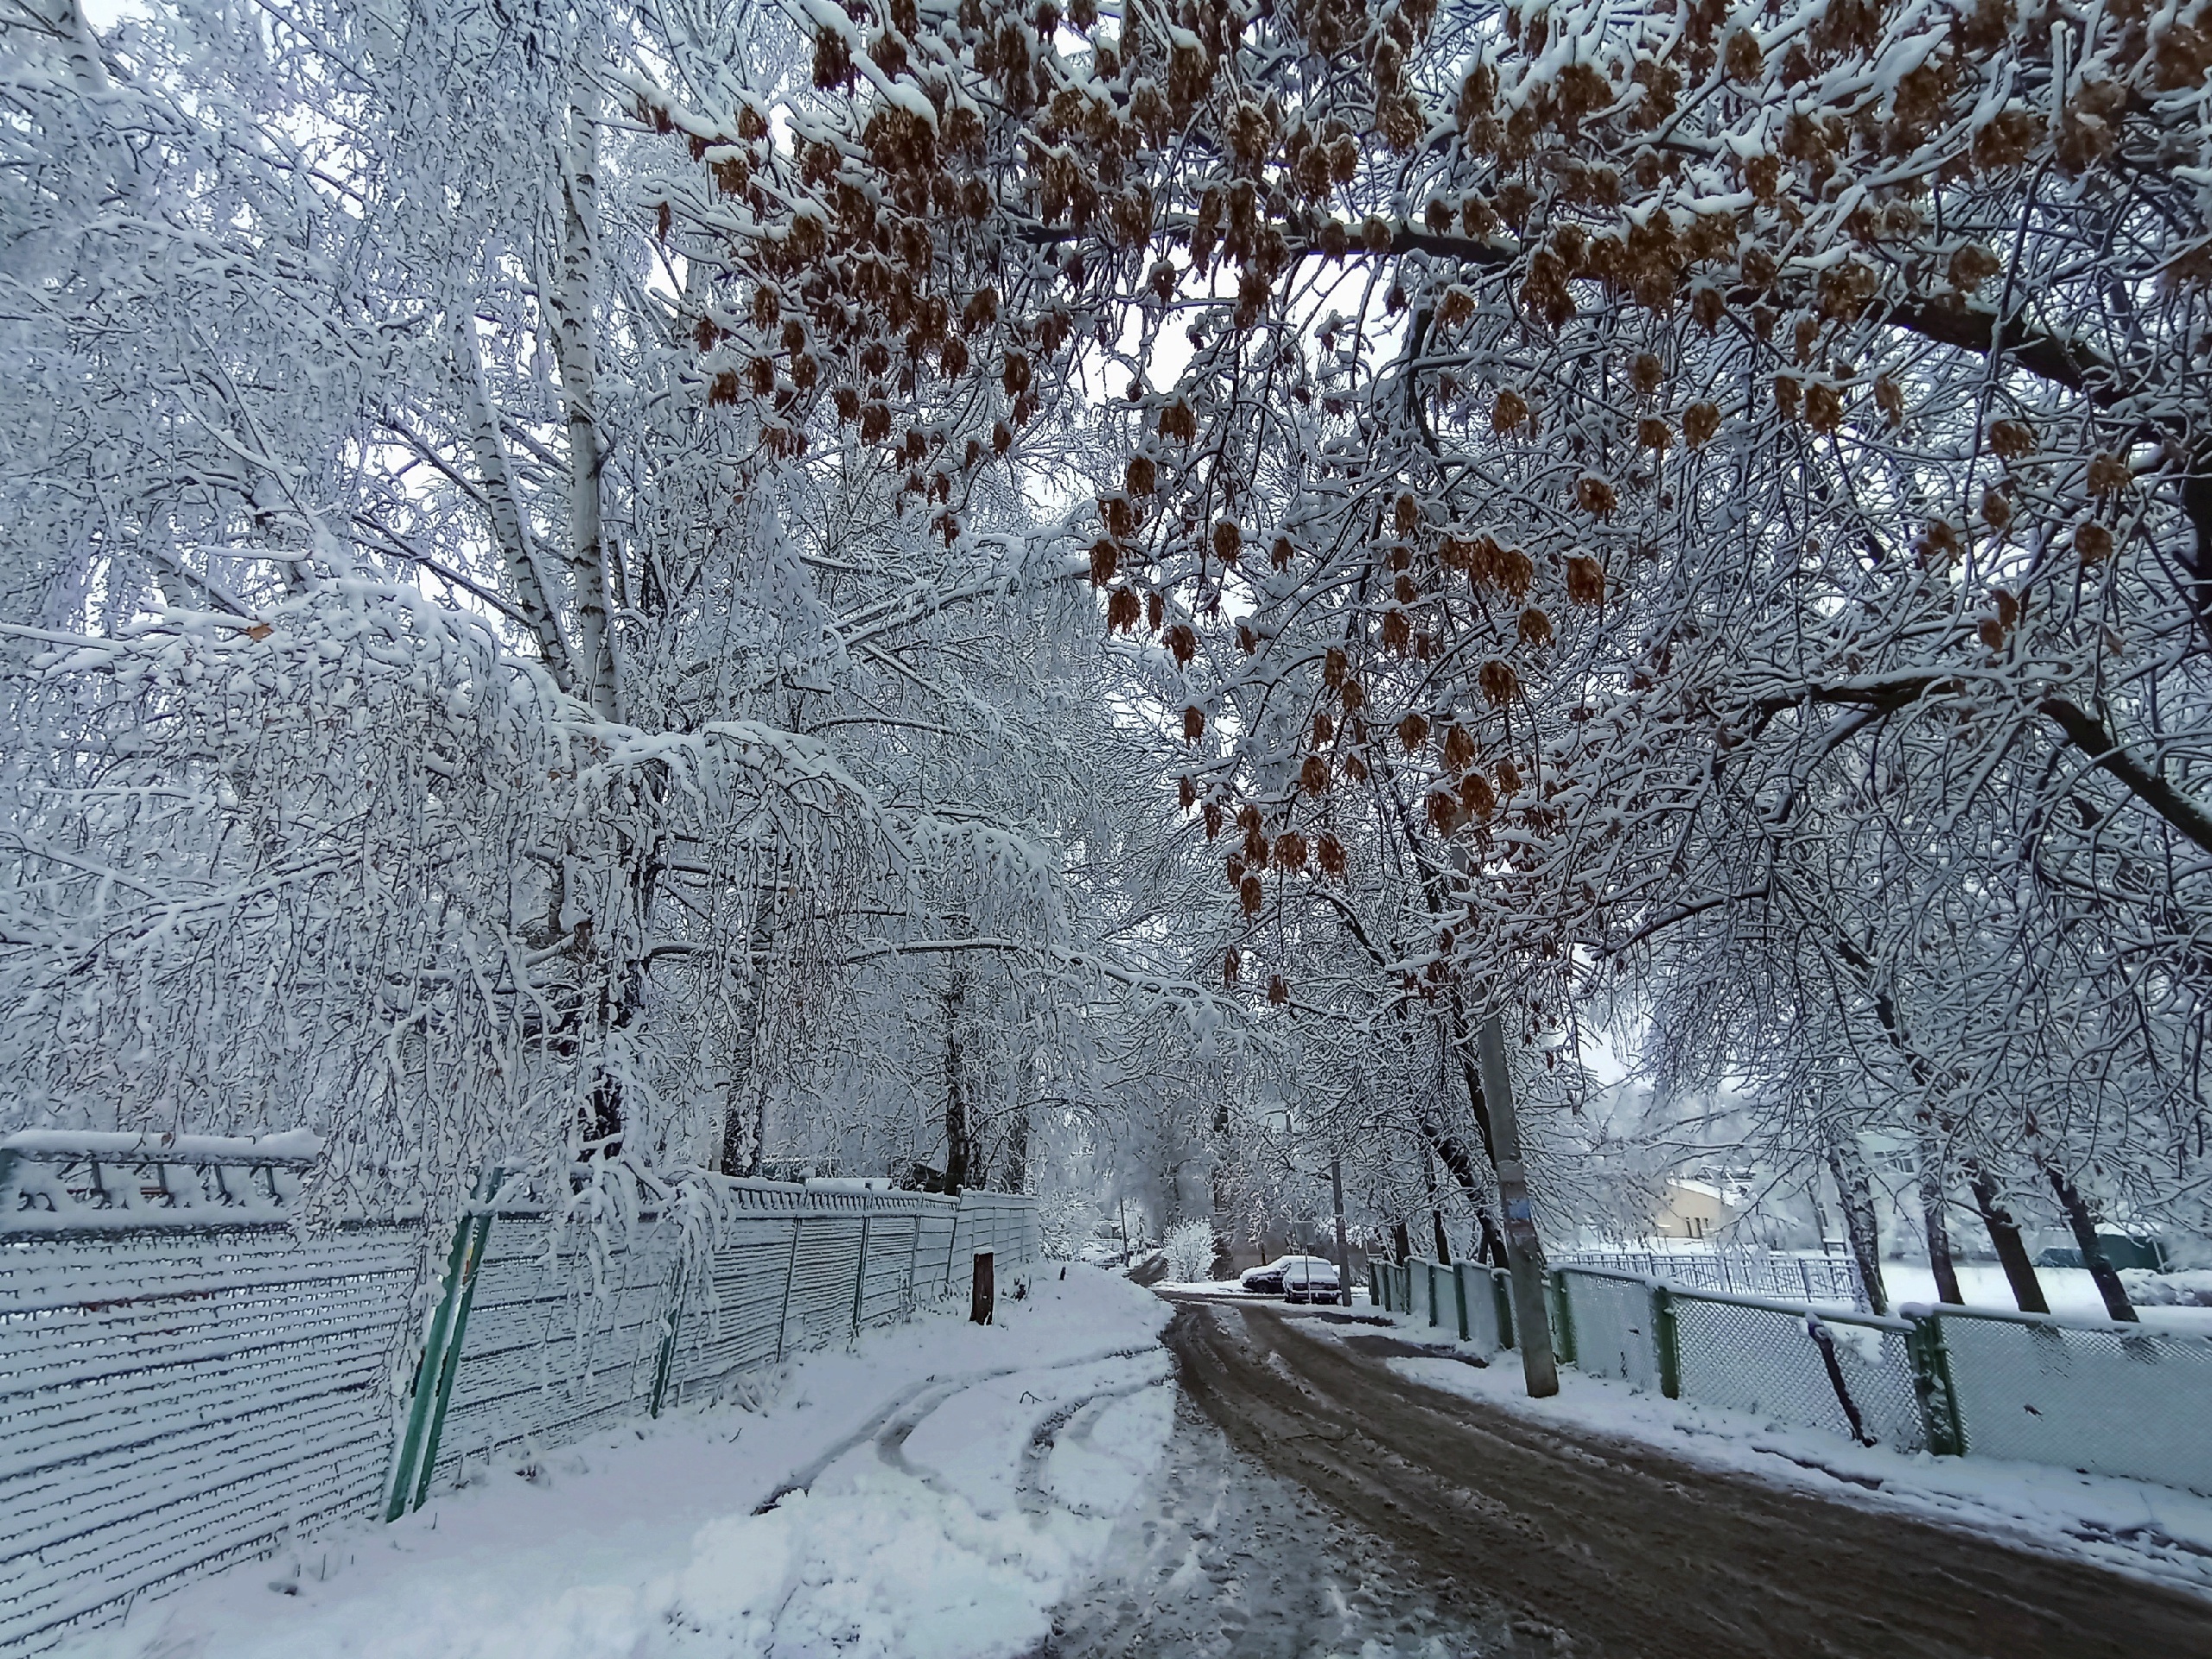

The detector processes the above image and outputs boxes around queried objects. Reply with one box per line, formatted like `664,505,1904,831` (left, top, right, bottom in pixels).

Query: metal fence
0,1133,1038,1653
1558,1249,1866,1308
389,1179,1041,1507
1370,1256,2212,1496
0,1226,417,1649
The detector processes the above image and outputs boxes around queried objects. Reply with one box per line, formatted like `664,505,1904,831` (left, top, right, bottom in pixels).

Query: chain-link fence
1669,1289,1924,1451
385,1179,1040,1516
1560,1249,1866,1309
1376,1255,2212,1495
1,1132,1038,1655
1556,1267,1665,1395
0,1226,416,1653
1930,1306,2212,1492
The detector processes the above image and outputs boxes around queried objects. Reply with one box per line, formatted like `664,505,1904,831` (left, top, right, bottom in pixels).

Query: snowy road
54,1274,2211,1659
1136,1298,2209,1659
1043,1392,1551,1658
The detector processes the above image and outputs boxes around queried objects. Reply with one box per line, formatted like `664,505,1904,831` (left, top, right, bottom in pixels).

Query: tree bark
453,308,578,693
1967,1166,2049,1313
1823,1128,1889,1315
1919,1156,1964,1305
1418,1139,1452,1264
2043,1163,2139,1321
546,98,617,718
1005,1105,1030,1193
942,970,972,1193
1391,1218,1413,1264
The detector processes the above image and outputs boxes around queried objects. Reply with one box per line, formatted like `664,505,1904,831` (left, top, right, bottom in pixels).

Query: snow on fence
1370,1257,2212,1494
0,1134,1038,1655
0,1127,421,1654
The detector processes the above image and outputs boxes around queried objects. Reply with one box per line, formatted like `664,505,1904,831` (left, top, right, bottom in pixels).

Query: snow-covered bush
2120,1269,2212,1309
1162,1221,1218,1286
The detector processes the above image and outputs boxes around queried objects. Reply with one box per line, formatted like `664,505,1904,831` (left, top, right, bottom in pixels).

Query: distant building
1655,1178,1739,1241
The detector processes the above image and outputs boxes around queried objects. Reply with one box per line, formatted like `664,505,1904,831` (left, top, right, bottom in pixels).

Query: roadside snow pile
60,1265,1173,1659
1320,1319,2212,1601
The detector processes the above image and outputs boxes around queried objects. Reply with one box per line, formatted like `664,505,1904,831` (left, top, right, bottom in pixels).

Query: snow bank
59,1266,1173,1659
1303,1318,2212,1602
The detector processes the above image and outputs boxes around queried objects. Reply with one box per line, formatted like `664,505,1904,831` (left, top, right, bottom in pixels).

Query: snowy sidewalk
1305,1313,2212,1601
64,1266,1173,1659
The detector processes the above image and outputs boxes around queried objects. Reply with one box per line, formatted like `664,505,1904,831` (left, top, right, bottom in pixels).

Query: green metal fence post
1549,1268,1578,1367
385,1212,472,1521
410,1201,495,1513
1452,1262,1471,1342
648,1257,688,1419
386,1166,501,1521
1652,1282,1681,1399
1907,1310,1966,1456
906,1209,924,1319
850,1212,872,1337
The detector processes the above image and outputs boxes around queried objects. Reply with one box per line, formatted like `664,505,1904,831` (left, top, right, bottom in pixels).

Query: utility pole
1330,1154,1351,1306
1478,1012,1558,1397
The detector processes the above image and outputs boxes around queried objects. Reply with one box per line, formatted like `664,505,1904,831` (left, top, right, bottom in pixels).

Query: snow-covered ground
62,1266,1173,1659
1316,1317,2212,1602
1880,1260,2212,1332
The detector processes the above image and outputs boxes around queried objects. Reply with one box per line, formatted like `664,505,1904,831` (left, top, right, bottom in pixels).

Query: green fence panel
1548,1268,1578,1366
1922,1306,2212,1492
1672,1288,1924,1450
1556,1268,1661,1393
1453,1262,1510,1356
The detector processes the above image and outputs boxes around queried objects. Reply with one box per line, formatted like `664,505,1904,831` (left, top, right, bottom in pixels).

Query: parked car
1240,1255,1343,1302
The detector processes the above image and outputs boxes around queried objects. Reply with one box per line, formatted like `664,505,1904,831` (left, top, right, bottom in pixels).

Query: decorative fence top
475,1166,995,1221
1559,1248,1866,1310
0,1130,320,1236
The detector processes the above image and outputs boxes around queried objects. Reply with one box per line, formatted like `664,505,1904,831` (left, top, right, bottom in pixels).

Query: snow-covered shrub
2120,1268,2212,1308
1162,1220,1217,1285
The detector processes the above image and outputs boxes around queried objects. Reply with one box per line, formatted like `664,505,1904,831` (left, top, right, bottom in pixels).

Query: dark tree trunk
1418,1139,1451,1264
1967,1166,2049,1313
1392,1219,1414,1264
1477,1211,1508,1267
2044,1163,2139,1321
942,974,972,1193
1004,1106,1031,1194
1917,1141,1964,1304
1824,1129,1889,1315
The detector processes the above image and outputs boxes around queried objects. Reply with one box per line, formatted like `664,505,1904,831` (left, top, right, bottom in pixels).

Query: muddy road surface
1053,1298,2209,1659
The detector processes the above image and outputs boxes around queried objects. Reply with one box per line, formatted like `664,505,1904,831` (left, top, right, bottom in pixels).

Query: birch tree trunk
452,309,577,694
546,96,616,720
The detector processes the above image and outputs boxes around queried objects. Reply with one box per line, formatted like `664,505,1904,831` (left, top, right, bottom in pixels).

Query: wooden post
1478,1012,1559,1397
969,1250,995,1325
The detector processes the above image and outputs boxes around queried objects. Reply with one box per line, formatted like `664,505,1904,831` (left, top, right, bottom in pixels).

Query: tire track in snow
756,1340,1162,1512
